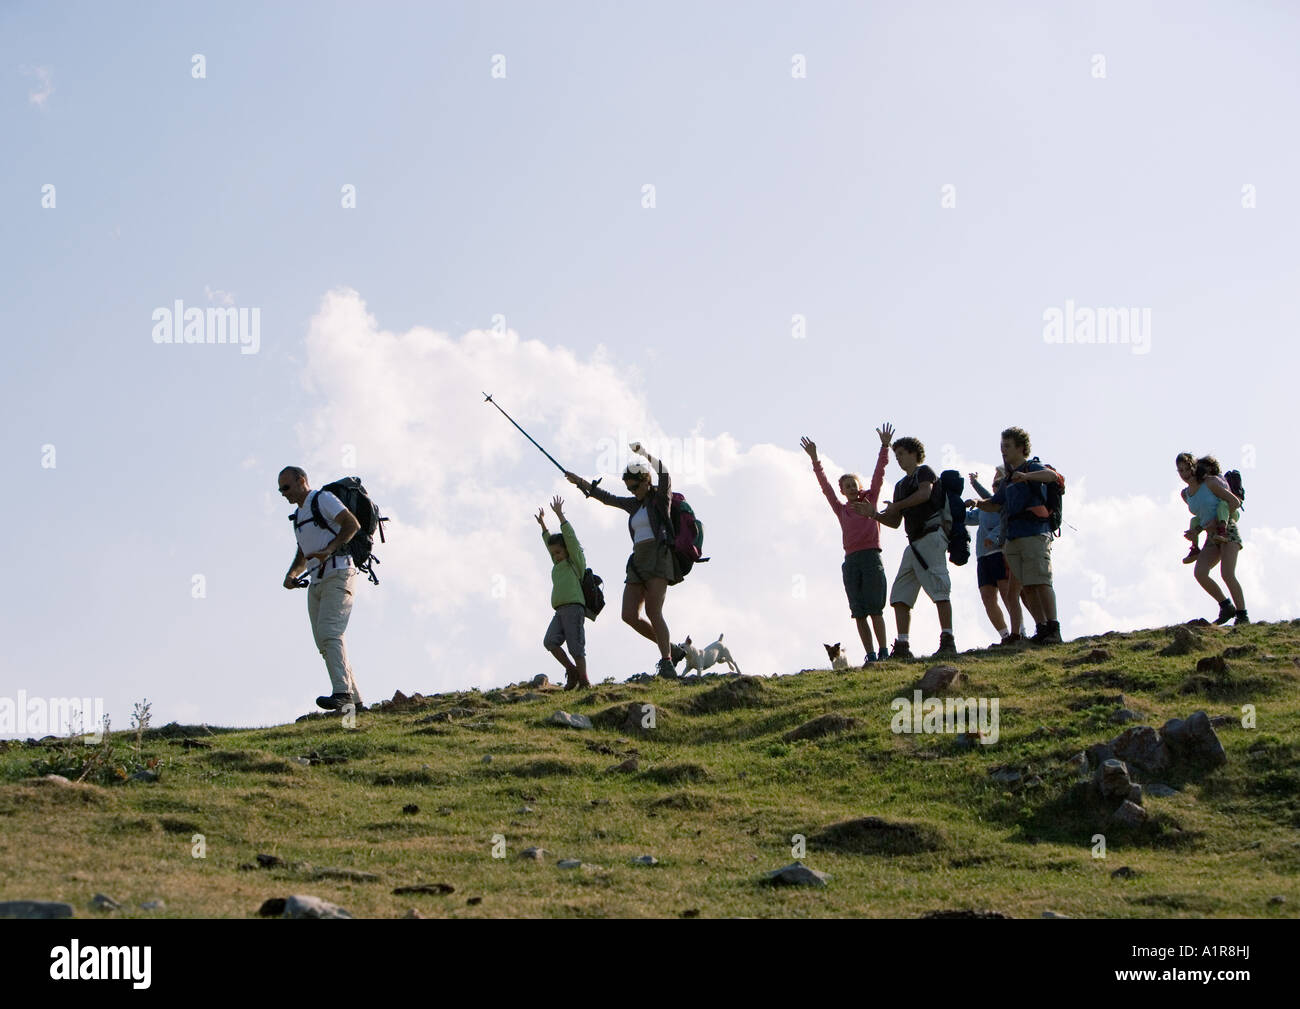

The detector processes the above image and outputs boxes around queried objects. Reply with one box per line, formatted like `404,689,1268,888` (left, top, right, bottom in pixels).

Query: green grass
3,620,1299,918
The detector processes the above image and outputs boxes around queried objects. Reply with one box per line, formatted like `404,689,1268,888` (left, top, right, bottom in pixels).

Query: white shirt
630,503,655,543
294,490,355,582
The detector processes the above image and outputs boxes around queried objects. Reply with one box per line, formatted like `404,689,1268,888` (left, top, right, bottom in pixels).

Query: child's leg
1213,502,1230,543
980,584,1008,635
853,616,874,656
870,613,889,654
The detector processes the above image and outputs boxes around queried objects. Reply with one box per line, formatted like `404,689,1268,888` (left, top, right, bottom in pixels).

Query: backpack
668,492,708,577
579,567,605,621
297,477,389,584
936,470,971,566
1223,470,1245,505
1038,459,1065,536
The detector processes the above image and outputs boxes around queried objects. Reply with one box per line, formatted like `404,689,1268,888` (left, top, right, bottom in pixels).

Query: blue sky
5,0,1299,736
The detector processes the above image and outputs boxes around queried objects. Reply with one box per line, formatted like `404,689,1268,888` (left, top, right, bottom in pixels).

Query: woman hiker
1176,452,1248,625
566,442,681,678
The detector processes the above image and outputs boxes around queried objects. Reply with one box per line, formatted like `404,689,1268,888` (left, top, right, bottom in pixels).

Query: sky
4,0,1299,737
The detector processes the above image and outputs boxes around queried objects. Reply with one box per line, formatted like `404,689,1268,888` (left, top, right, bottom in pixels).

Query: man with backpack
972,428,1064,645
279,466,364,711
864,436,956,659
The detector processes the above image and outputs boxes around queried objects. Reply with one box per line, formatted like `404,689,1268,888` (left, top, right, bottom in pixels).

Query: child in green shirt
538,496,590,690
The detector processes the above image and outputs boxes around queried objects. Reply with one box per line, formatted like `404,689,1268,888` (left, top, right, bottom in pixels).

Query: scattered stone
1127,783,1143,804
1161,711,1227,769
590,798,610,806
139,900,165,911
1024,775,1043,788
631,855,659,866
127,770,160,783
481,754,493,764
1161,625,1203,656
547,710,593,730
782,712,857,743
42,774,72,785
90,893,120,912
1110,708,1141,724
1041,910,1069,918
1111,800,1148,827
1111,866,1140,879
519,847,549,860
273,895,353,919
681,908,700,918
313,867,380,883
1096,759,1133,801
1196,655,1229,674
531,674,549,687
556,859,583,869
0,901,74,919
1143,783,1178,798
764,861,830,887
1268,895,1286,906
1109,726,1172,777
1066,752,1090,777
990,768,1022,786
256,853,284,869
404,908,425,919
516,805,534,814
437,807,454,815
467,896,483,906
607,758,639,773
392,883,454,895
292,756,312,766
921,909,1013,919
402,804,419,815
916,665,962,693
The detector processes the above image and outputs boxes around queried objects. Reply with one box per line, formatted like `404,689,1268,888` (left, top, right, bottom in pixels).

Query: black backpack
295,477,389,584
580,567,605,621
937,470,971,566
1037,459,1065,536
1224,470,1245,505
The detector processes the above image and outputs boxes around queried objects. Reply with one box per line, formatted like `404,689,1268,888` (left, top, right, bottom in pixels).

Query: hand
968,471,978,485
536,507,547,528
800,436,817,459
283,573,302,589
877,422,894,447
306,550,334,565
564,471,584,488
849,501,876,518
963,499,976,509
550,495,565,519
629,441,646,457
1010,470,1029,484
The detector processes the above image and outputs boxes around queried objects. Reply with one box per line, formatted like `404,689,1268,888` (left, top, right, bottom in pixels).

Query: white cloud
23,65,53,108
297,290,1300,693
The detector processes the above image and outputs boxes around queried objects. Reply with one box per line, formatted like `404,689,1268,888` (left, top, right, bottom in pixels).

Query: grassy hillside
3,620,1298,918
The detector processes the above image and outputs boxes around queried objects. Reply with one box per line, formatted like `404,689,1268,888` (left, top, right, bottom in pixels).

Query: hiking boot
862,652,877,667
1182,546,1200,564
562,671,576,691
1002,632,1025,647
890,639,913,660
877,644,889,661
1213,599,1236,625
656,657,678,679
1038,621,1062,645
1234,609,1250,626
936,632,957,657
315,692,352,711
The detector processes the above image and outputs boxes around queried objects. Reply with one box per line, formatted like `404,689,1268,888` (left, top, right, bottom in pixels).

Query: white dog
824,642,849,671
675,634,742,675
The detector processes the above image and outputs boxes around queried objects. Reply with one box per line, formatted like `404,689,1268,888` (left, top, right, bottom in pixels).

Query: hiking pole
482,393,602,497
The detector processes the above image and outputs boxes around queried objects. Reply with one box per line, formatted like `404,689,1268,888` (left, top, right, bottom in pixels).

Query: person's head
891,436,924,474
838,473,863,499
546,533,569,564
623,461,653,501
1000,427,1031,468
1195,455,1221,481
278,466,310,505
1175,452,1196,483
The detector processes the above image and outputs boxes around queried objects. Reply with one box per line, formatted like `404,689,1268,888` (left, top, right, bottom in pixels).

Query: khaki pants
307,567,361,702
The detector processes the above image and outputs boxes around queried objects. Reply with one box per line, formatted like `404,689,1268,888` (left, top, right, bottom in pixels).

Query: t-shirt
293,490,355,581
629,504,655,543
894,465,941,542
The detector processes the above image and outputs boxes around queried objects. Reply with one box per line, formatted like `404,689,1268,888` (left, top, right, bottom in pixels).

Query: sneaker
1182,546,1200,564
315,692,352,711
890,639,913,660
862,652,877,667
1213,599,1236,626
936,632,957,657
1234,609,1250,626
1038,620,1062,645
656,657,678,679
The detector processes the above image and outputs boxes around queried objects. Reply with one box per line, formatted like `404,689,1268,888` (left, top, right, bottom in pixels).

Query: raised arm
566,470,633,511
801,437,843,515
867,441,889,505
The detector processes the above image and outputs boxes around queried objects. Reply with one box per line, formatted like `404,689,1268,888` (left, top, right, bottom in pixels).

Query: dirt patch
809,816,946,855
686,677,764,715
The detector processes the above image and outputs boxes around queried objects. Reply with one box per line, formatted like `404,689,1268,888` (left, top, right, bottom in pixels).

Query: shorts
976,552,1008,588
625,538,680,586
1004,533,1053,587
544,603,586,658
889,529,951,608
842,548,886,618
